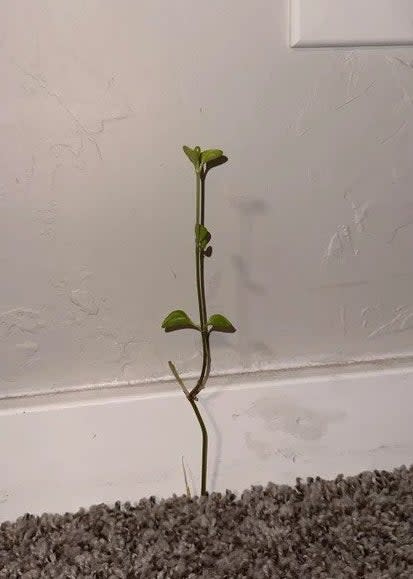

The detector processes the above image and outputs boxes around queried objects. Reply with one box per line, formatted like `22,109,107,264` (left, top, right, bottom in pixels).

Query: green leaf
183,145,200,169
195,224,211,250
208,314,236,333
162,310,199,332
201,149,223,165
204,154,228,173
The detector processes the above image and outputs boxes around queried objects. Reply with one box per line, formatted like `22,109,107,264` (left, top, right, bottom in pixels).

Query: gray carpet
1,466,412,578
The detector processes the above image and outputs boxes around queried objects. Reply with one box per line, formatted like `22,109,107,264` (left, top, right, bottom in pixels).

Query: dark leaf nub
162,310,199,332
201,149,223,165
204,246,213,257
195,224,211,250
208,314,236,333
205,154,228,173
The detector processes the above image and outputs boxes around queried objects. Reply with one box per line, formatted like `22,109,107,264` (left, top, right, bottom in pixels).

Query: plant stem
199,174,211,387
169,361,208,495
188,396,208,496
195,171,205,330
190,171,211,400
186,168,212,494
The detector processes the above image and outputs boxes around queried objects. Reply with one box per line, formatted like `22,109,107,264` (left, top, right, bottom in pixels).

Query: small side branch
168,361,190,397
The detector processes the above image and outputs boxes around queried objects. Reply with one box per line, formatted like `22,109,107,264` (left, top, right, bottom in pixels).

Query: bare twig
168,361,190,398
181,456,191,498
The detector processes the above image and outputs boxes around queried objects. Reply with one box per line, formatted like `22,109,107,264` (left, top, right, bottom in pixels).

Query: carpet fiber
1,465,412,578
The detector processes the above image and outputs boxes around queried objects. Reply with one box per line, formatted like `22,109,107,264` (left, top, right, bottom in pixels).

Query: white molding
1,359,413,522
3,354,413,409
290,0,413,48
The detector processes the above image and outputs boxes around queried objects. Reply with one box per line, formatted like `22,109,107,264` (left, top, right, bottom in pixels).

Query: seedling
162,145,236,495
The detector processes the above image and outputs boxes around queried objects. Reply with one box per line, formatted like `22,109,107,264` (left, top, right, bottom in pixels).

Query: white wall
1,0,413,397
2,1,413,520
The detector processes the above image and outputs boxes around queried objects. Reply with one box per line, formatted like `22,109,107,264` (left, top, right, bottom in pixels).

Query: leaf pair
183,146,224,172
162,310,236,333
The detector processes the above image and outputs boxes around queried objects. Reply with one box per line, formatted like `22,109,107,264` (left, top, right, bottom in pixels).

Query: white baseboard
1,360,413,522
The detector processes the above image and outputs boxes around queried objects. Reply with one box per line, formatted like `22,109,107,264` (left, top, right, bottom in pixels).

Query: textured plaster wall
1,1,413,397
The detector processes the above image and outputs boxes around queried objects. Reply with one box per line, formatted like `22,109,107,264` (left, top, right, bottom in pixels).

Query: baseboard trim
1,356,412,522
2,353,413,414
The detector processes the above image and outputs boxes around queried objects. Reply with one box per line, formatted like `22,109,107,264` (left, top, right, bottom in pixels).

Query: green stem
195,171,204,330
188,396,208,496
190,171,211,400
189,168,211,494
198,175,211,390
200,171,206,224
